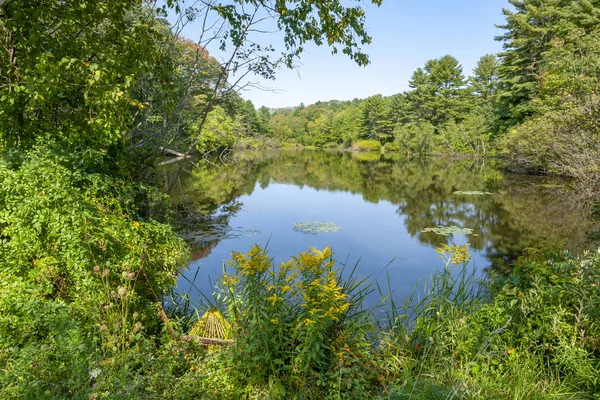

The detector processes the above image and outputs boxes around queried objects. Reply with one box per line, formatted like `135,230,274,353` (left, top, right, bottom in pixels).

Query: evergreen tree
359,95,394,142
387,93,413,126
495,0,600,127
406,55,471,127
470,54,500,101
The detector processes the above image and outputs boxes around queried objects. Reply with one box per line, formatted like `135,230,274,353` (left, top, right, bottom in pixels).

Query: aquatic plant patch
422,225,474,236
292,221,343,234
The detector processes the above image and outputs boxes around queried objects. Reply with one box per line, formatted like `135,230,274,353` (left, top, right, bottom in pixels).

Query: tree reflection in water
160,149,599,273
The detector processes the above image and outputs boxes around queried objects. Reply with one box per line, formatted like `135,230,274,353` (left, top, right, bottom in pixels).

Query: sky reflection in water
167,150,598,308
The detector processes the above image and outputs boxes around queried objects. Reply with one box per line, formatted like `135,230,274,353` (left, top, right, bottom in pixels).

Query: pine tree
359,95,394,142
471,54,500,101
406,55,471,127
495,0,600,127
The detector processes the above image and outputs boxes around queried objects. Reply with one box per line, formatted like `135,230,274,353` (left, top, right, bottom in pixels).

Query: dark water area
161,149,599,308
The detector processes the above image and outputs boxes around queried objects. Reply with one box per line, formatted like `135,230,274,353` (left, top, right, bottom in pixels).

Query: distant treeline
222,1,600,191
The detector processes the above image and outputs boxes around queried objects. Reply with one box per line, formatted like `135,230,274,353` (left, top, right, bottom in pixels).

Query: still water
165,149,598,307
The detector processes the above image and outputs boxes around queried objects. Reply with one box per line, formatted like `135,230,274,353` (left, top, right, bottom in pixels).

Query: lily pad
185,224,260,244
422,225,474,236
453,191,492,196
293,221,342,235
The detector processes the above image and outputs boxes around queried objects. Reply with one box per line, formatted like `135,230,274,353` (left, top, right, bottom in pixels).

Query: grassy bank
3,215,598,399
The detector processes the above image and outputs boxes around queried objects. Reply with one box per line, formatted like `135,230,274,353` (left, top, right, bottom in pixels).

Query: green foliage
393,122,438,157
360,95,394,142
495,0,600,127
194,106,236,153
382,141,401,153
498,105,600,191
0,0,175,149
538,27,600,109
406,55,472,127
217,245,380,398
471,54,500,101
439,112,493,155
0,145,188,348
379,244,600,399
353,139,382,152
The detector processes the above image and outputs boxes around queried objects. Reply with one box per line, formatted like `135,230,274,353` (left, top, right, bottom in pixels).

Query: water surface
163,150,598,307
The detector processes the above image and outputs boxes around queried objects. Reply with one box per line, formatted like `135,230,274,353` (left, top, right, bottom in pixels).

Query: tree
194,106,235,153
471,54,500,101
495,0,600,127
387,93,412,126
359,95,394,142
257,106,273,137
0,0,173,149
1,0,384,159
307,113,333,146
331,106,360,145
406,55,471,127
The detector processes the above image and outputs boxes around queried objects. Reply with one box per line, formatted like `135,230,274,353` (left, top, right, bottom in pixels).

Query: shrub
382,141,401,153
216,245,380,398
353,139,382,152
0,144,188,353
323,141,341,149
393,122,438,157
439,113,492,155
379,244,600,398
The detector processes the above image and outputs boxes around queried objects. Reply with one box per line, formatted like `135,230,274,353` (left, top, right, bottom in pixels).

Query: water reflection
161,150,599,302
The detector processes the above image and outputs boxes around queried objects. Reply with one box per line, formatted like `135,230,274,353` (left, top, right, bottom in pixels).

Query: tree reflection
162,150,599,268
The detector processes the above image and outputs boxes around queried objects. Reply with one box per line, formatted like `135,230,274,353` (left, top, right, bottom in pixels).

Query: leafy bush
323,141,341,149
498,104,600,191
380,244,600,398
439,113,493,155
0,144,188,362
193,106,236,154
393,122,438,157
216,245,380,398
382,141,401,152
353,139,382,152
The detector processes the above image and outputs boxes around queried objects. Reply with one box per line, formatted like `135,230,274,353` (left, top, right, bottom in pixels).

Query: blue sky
176,0,510,108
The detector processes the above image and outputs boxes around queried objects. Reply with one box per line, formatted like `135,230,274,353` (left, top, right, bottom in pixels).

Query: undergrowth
1,154,599,400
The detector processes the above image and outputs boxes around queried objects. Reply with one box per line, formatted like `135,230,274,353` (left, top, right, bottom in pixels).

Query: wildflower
228,245,271,276
507,348,515,355
93,265,100,274
266,294,281,305
436,243,471,267
89,368,101,379
99,324,107,331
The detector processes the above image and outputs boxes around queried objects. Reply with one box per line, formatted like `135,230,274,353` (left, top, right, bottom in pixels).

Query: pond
163,149,599,308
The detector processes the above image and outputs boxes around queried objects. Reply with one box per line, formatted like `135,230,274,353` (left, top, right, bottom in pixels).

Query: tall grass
15,243,593,399
177,242,600,399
